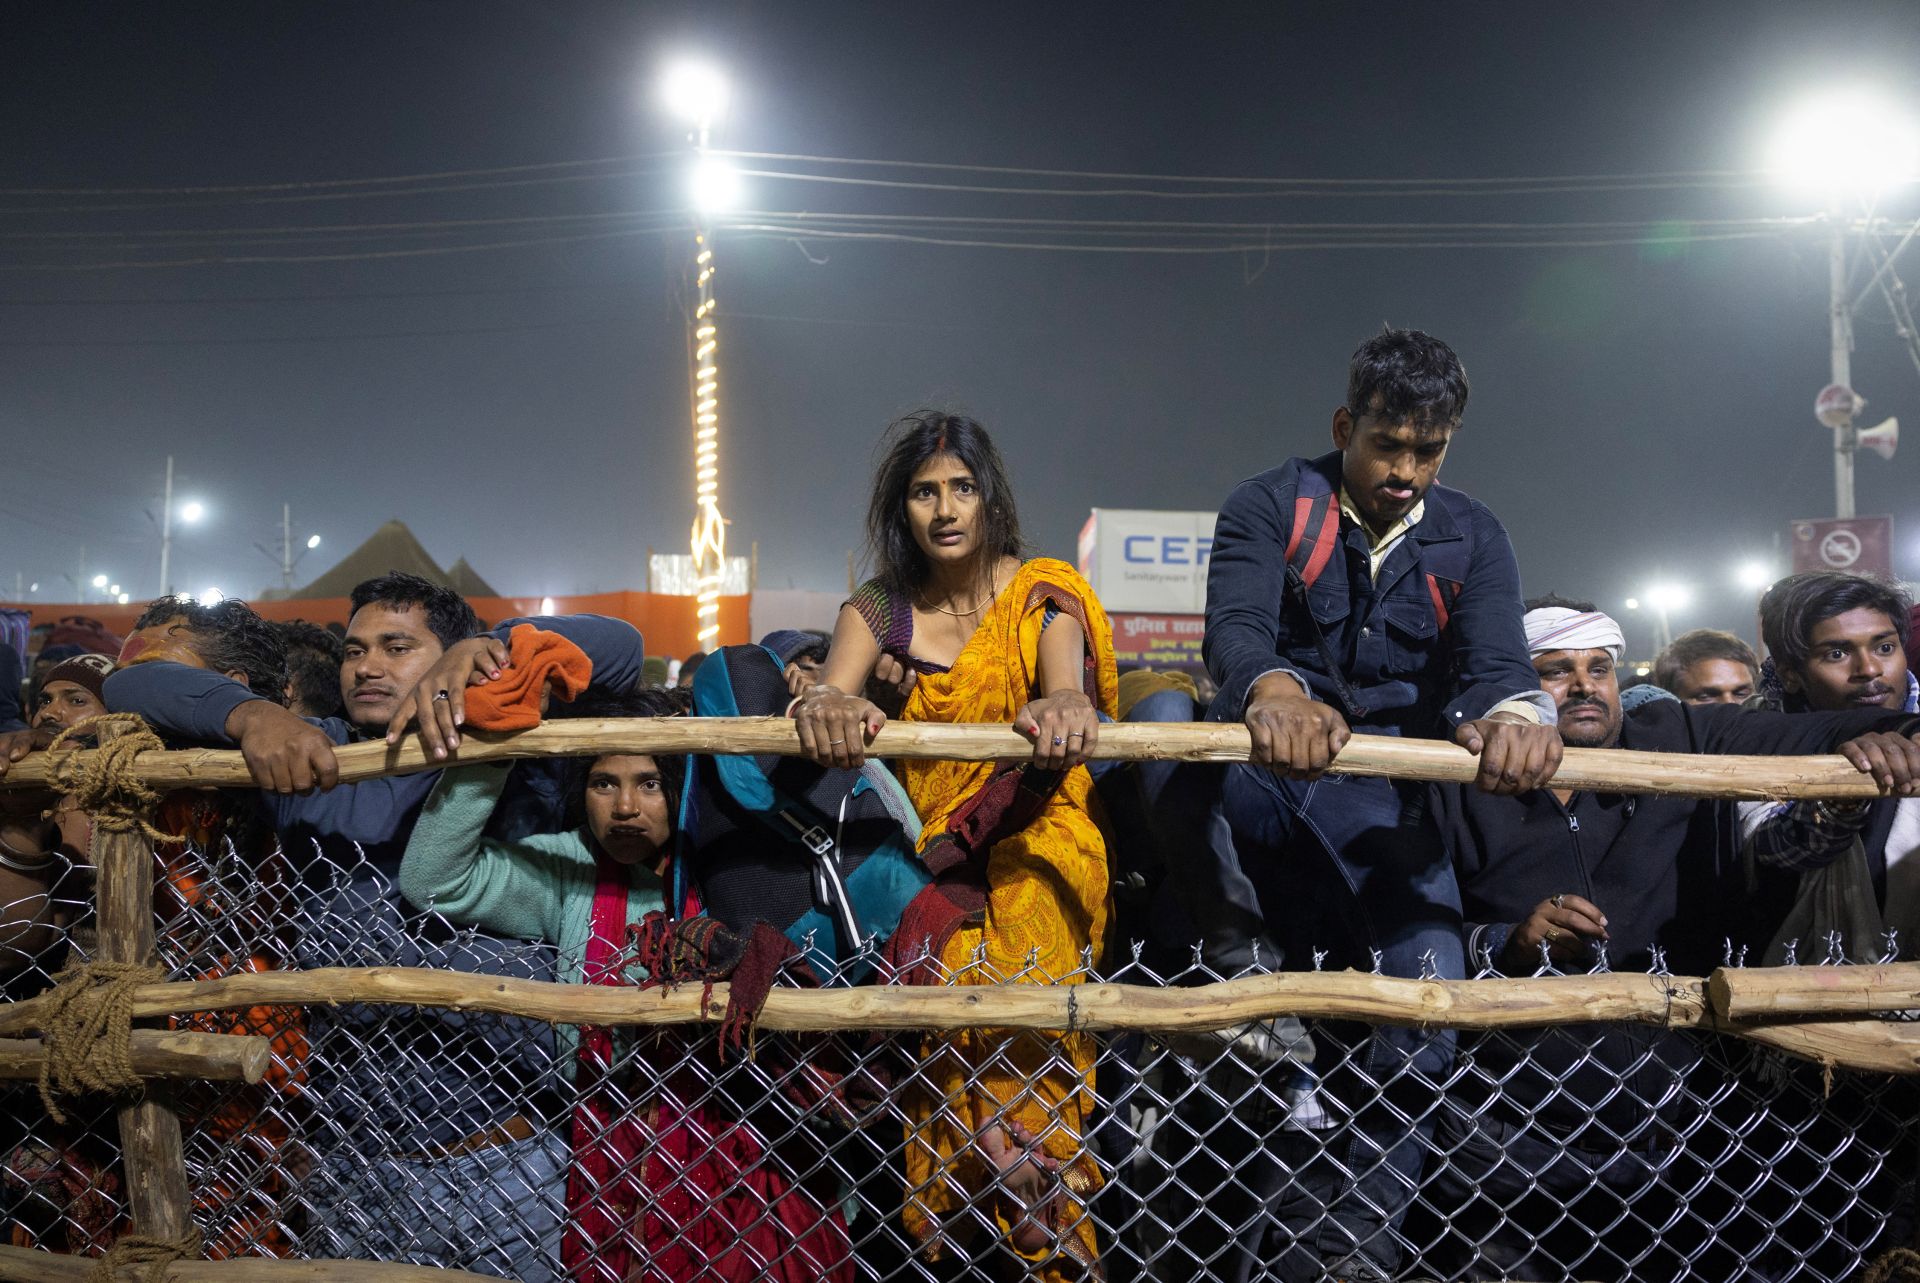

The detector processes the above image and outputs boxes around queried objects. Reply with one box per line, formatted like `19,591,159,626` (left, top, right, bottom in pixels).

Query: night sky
6,1,1920,655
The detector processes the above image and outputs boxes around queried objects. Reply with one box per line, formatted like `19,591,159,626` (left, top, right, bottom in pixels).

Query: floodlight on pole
306,534,322,550
1768,91,1920,196
179,500,206,525
689,157,742,213
90,574,108,590
660,60,729,130
1623,597,1641,611
1642,582,1692,653
1769,91,1919,520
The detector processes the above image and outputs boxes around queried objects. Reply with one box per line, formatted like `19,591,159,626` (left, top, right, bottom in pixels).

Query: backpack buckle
776,810,834,857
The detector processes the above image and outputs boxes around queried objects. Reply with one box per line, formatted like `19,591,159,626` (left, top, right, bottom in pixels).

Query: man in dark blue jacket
1188,329,1564,1281
103,574,645,1283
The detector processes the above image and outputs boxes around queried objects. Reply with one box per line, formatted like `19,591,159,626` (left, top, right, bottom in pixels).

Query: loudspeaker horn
1859,416,1898,461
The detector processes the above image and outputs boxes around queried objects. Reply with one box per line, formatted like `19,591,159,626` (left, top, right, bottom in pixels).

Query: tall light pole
1770,91,1919,519
1828,201,1856,518
662,60,737,648
158,455,175,597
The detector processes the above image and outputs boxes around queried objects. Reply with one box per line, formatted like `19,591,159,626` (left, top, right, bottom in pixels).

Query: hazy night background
5,1,1920,657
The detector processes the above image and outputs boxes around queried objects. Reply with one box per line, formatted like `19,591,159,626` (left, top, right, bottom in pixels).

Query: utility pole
158,455,176,596
1830,206,1857,519
282,503,294,590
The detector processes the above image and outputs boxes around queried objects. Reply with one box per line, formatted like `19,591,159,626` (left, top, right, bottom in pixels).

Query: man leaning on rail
1422,599,1920,1281
1151,327,1560,1282
94,576,645,1283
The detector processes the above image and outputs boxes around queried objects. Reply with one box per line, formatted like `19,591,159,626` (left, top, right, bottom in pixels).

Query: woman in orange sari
795,411,1116,1280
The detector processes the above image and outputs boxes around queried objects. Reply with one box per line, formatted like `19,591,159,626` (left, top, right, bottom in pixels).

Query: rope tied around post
35,960,168,1123
45,713,180,843
88,1226,205,1283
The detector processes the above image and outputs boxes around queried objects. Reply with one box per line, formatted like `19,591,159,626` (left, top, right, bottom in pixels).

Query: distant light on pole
178,500,206,525
1733,560,1775,591
660,60,729,128
108,583,120,596
306,534,322,550
1644,583,1693,612
1623,597,1641,611
117,592,130,605
91,574,108,589
1768,91,1920,195
201,586,224,605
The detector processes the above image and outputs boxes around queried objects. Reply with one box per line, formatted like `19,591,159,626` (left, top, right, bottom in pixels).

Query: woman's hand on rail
793,687,887,770
1014,690,1098,771
1837,731,1920,796
386,636,513,760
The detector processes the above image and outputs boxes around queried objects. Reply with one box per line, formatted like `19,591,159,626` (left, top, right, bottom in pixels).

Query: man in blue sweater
104,574,645,1281
1190,329,1563,1282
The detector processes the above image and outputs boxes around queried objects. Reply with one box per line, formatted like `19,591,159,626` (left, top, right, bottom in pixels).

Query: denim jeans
302,1127,567,1282
1160,754,1465,1275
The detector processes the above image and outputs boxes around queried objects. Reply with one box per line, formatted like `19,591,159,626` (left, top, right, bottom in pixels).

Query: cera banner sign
1078,508,1218,613
1109,612,1207,670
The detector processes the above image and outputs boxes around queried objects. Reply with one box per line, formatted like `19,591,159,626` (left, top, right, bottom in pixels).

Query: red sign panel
1109,612,1207,670
1790,516,1895,579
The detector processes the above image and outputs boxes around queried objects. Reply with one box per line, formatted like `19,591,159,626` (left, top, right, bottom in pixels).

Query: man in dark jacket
1426,599,1920,1281
1181,329,1563,1281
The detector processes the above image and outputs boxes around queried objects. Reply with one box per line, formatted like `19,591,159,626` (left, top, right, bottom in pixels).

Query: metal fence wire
4,826,1918,1283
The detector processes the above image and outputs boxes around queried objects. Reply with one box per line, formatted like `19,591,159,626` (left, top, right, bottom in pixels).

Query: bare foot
977,1117,1063,1255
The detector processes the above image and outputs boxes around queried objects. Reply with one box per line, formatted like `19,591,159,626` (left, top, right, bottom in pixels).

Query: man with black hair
1653,629,1761,706
102,574,646,1283
119,595,290,706
1420,596,1920,1281
1184,328,1564,1281
273,620,345,721
1741,573,1920,959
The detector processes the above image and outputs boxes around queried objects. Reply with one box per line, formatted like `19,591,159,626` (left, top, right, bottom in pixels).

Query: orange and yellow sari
889,557,1117,1279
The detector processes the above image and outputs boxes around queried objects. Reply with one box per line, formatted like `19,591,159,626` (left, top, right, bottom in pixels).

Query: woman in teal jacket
399,687,857,1283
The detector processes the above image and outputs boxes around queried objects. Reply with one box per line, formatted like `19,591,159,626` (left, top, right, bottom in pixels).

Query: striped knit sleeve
847,578,912,655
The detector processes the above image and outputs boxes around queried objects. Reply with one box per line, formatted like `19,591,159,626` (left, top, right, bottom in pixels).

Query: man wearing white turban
1422,592,1920,1281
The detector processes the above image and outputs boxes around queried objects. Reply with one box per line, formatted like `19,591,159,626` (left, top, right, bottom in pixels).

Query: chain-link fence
4,819,1918,1283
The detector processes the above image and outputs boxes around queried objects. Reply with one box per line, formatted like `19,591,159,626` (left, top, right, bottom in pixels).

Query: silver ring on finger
432,690,450,702
1067,731,1084,740
1551,894,1566,909
829,738,846,746
1052,736,1066,746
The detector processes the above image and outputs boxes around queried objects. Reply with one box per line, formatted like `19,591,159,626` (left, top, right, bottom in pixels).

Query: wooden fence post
87,719,195,1241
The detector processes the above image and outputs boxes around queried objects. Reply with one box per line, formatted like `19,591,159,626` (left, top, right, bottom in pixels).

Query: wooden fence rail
8,963,1920,1074
0,717,1894,801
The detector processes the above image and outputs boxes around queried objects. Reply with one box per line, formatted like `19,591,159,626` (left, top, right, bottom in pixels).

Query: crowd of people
2,327,1918,1281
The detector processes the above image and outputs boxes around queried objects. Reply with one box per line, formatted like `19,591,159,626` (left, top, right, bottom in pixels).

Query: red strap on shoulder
1426,574,1461,633
1284,495,1315,563
1298,497,1339,589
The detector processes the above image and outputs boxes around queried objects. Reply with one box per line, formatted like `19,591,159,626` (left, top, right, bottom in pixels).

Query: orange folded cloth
461,624,593,731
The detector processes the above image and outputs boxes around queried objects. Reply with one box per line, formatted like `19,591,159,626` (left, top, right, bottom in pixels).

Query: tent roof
446,557,498,599
293,519,449,600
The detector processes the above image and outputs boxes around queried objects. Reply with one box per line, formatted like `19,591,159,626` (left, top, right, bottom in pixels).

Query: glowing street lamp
90,574,108,590
1769,91,1919,520
1733,560,1775,592
661,57,734,647
1641,582,1693,653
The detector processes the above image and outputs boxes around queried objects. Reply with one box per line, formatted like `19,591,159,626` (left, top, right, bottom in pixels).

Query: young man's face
1786,607,1908,712
33,680,107,732
341,603,446,731
1331,397,1454,531
1670,657,1756,705
1534,648,1623,750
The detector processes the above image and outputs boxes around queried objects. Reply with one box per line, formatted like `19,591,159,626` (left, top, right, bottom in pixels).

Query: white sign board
1079,508,1218,614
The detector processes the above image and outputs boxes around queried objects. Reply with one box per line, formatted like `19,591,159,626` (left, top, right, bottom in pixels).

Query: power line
0,225,680,272
0,153,665,197
720,148,1758,190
